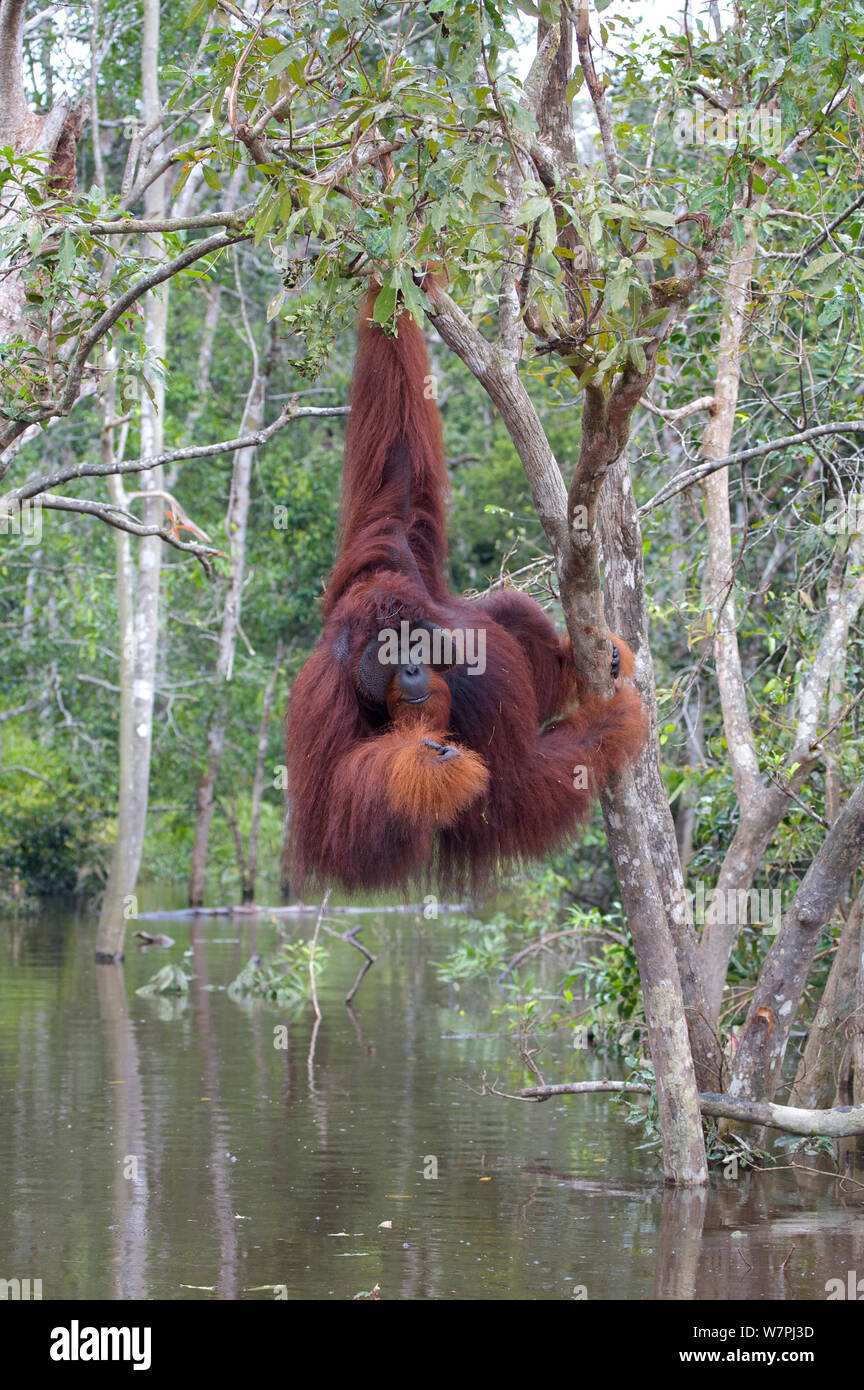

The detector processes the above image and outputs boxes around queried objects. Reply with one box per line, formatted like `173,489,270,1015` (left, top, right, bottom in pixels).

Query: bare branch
522,1081,651,1100
639,420,864,517
575,0,619,186
522,1082,864,1136
2,403,349,505
86,204,256,235
796,190,864,263
697,1094,864,1138
313,135,404,193
0,697,38,724
36,493,223,562
642,395,715,425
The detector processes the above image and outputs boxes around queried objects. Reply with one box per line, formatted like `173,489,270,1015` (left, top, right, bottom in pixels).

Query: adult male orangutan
286,287,645,893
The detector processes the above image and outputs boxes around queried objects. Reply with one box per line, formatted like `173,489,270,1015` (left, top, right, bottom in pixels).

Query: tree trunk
96,0,166,961
0,0,83,341
220,801,250,901
695,217,864,1023
728,780,864,1106
600,453,723,1094
696,215,768,1019
246,640,284,903
279,790,293,901
601,773,709,1183
0,1,82,341
187,356,266,906
855,895,864,1109
431,289,708,1184
790,890,863,1110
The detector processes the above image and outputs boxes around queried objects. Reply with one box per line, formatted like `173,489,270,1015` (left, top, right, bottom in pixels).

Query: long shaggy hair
286,291,645,893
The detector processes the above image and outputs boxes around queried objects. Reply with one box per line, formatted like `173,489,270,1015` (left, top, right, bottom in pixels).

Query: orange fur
384,669,488,824
388,732,489,825
286,289,647,894
613,635,636,681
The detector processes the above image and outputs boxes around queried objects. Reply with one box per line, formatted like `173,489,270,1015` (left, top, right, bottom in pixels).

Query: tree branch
36,493,223,562
0,228,253,458
697,1094,864,1137
575,0,619,186
1,403,348,505
427,285,570,562
86,203,257,235
522,1082,864,1136
639,421,864,516
642,395,715,424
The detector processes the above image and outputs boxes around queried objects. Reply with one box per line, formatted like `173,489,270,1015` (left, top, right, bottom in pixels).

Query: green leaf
372,282,397,324
514,194,552,227
58,230,74,277
539,203,557,254
266,48,294,78
639,306,670,330
172,161,194,197
800,251,843,282
25,219,42,256
389,208,408,261
628,339,647,373
566,69,585,103
253,195,279,246
641,209,676,227
398,267,427,325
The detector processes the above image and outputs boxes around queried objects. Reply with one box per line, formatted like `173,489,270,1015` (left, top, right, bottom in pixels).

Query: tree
1,0,862,1183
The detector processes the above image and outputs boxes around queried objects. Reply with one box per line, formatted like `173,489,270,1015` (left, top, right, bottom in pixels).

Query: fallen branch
322,921,377,1005
136,900,470,919
519,1080,864,1136
522,1080,651,1101
698,1093,864,1137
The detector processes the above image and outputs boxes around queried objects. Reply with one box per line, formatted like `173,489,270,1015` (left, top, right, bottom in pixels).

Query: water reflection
0,900,862,1300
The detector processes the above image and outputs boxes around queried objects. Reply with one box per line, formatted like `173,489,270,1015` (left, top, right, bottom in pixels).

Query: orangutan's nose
398,664,429,701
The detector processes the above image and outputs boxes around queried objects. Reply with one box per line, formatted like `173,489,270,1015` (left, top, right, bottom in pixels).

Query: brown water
1,898,862,1302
